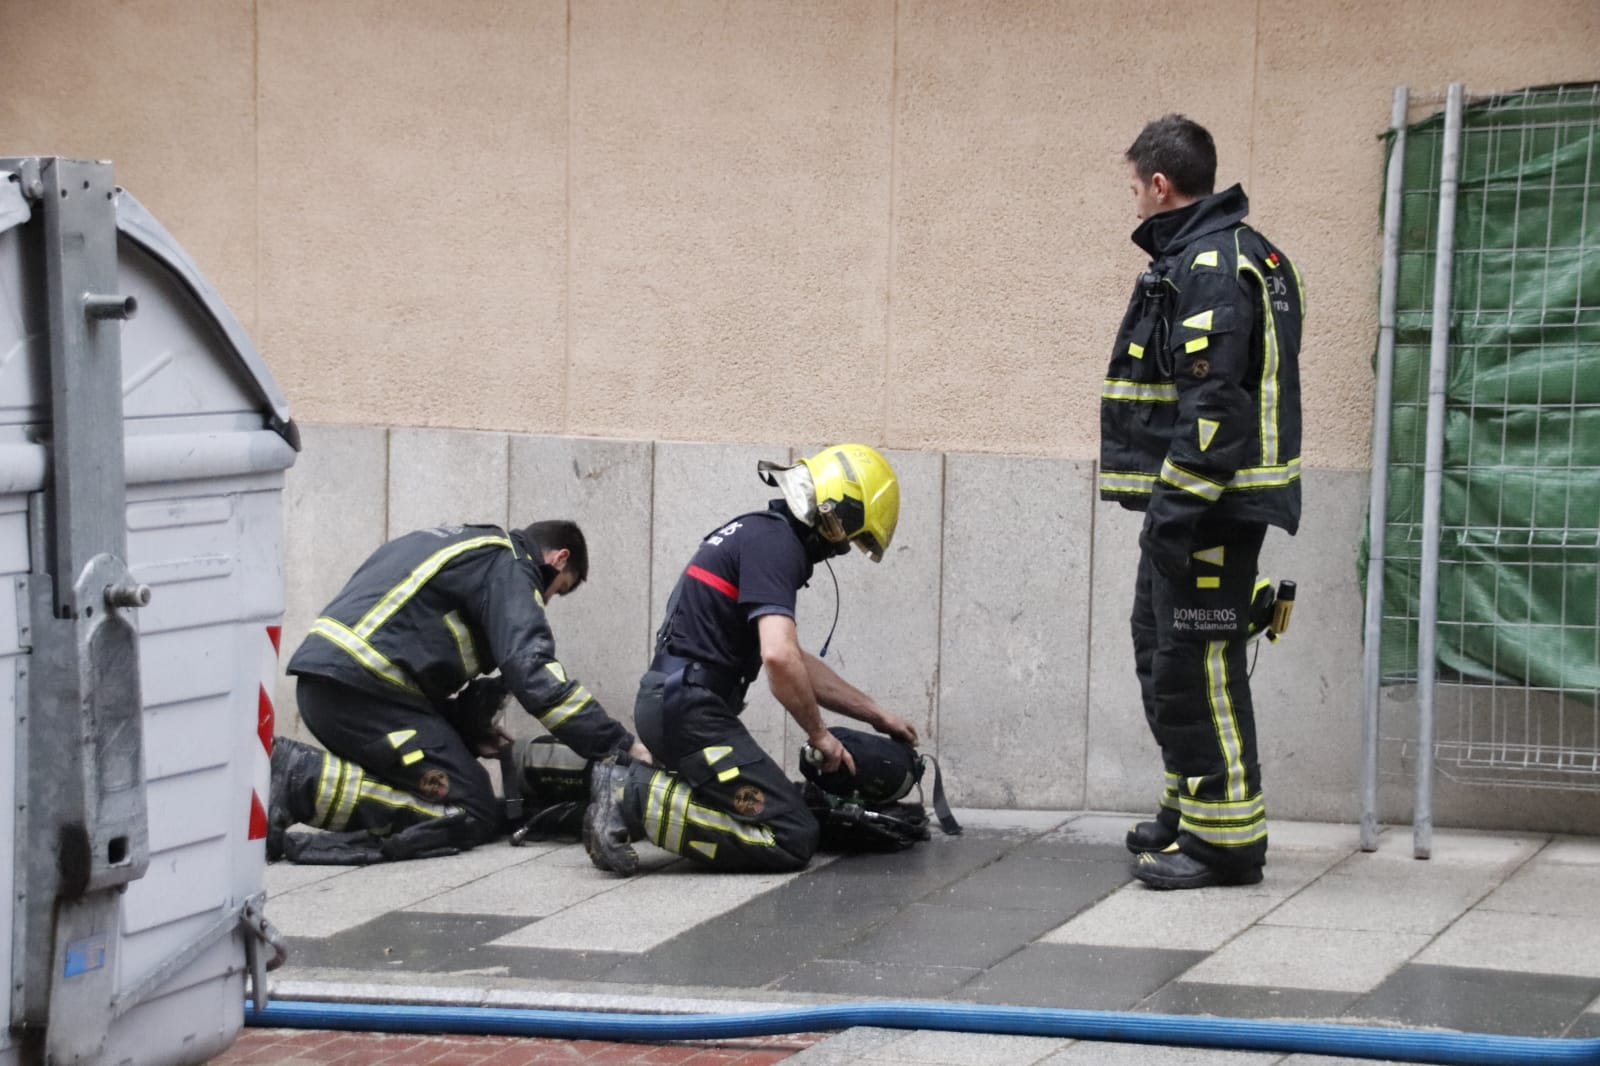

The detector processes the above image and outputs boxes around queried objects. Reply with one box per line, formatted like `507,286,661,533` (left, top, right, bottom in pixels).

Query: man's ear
1151,172,1172,204
545,547,570,570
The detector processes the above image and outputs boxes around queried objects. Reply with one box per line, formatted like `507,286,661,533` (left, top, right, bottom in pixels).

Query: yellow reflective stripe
1160,459,1224,502
312,753,339,827
716,767,741,783
666,781,690,853
1187,776,1205,795
685,803,777,846
309,618,422,694
1237,246,1282,466
1185,336,1209,354
1292,259,1307,313
354,535,512,638
401,749,425,766
644,771,672,846
328,760,362,830
533,587,545,609
357,777,460,820
1230,457,1301,489
1179,815,1267,847
1099,470,1158,495
1192,546,1225,567
1205,641,1247,802
1197,418,1220,452
1196,576,1221,589
1103,461,1299,498
387,729,417,748
703,746,735,766
1103,379,1178,403
1178,792,1266,820
443,611,479,677
689,841,718,860
538,685,592,730
1181,309,1214,331
544,661,567,683
1192,249,1219,268
1128,342,1145,359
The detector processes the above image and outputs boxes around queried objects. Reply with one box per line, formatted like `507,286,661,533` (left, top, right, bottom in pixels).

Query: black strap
922,755,962,835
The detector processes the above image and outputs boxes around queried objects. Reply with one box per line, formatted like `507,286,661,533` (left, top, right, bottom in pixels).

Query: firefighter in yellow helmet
583,444,918,875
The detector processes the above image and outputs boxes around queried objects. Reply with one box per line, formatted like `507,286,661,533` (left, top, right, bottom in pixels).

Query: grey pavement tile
1180,926,1430,993
1040,1040,1283,1064
1567,1013,1600,1039
1042,851,1344,952
960,943,1207,1011
415,845,632,918
1407,827,1547,867
1138,981,1357,1022
871,1029,1071,1065
1344,963,1600,1037
951,808,1076,833
1254,819,1364,853
1538,835,1600,866
922,854,1130,914
489,862,809,953
264,860,350,896
1261,849,1502,934
268,844,553,938
775,960,983,998
1476,860,1600,919
1417,911,1600,978
282,911,530,974
821,901,1065,970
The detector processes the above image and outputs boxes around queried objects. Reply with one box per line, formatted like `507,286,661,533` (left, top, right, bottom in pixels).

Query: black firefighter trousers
1132,518,1269,873
628,670,819,872
276,675,500,864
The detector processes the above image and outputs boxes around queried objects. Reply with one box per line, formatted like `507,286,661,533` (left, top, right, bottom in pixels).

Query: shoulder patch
1191,249,1219,269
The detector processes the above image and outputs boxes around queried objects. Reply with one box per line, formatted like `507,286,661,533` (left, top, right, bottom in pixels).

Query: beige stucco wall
3,1,1598,464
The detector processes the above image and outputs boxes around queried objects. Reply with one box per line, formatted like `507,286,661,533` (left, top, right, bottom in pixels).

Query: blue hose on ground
247,998,1600,1065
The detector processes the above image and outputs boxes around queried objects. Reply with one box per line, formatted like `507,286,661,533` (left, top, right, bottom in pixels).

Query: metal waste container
0,157,297,1066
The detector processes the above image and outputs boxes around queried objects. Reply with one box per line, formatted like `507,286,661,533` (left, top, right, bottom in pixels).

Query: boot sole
1134,865,1264,891
582,767,639,876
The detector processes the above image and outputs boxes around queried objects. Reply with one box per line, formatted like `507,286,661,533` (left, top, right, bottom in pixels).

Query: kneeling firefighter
583,445,921,875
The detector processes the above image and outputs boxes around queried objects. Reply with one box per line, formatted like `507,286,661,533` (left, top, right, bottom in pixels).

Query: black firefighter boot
1126,810,1180,854
583,755,648,876
267,737,324,862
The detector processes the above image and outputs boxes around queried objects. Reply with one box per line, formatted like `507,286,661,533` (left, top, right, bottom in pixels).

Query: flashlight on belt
1266,580,1296,642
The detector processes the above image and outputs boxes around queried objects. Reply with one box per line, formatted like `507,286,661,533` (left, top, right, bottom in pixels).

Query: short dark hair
521,520,589,584
1126,114,1217,199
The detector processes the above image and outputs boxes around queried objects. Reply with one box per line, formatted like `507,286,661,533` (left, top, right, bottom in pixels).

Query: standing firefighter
583,445,919,875
270,520,648,864
1101,115,1304,889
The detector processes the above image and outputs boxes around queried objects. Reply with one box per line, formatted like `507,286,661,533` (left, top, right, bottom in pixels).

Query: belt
650,654,749,706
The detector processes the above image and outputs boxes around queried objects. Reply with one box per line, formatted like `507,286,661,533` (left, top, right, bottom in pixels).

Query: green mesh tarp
1370,83,1600,691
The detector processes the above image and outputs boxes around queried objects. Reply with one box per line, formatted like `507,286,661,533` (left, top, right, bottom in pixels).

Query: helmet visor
851,530,885,563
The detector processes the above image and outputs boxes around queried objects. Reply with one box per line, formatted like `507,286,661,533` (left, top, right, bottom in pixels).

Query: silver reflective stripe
309,618,422,695
1204,641,1247,802
685,803,776,846
1179,816,1268,847
1103,379,1179,403
443,611,480,676
1177,792,1265,823
1160,459,1224,502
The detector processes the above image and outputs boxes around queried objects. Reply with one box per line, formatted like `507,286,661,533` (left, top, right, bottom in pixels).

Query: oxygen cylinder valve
1267,580,1296,642
801,743,826,767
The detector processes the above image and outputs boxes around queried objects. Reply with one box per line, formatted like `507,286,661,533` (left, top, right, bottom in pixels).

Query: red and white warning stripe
247,624,281,841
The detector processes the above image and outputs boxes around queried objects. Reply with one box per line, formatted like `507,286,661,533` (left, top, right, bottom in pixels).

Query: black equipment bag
798,727,960,852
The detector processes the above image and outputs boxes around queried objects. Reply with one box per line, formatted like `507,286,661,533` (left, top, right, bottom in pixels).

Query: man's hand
627,739,655,766
810,730,857,776
876,712,919,746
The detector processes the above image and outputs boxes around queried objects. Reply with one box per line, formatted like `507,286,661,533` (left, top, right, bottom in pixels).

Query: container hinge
109,892,286,1020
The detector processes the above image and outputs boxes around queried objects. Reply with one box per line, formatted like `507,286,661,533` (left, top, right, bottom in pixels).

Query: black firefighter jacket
287,524,632,760
1100,184,1304,555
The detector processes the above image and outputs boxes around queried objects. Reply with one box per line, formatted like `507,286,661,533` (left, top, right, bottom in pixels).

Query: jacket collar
1131,183,1250,259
